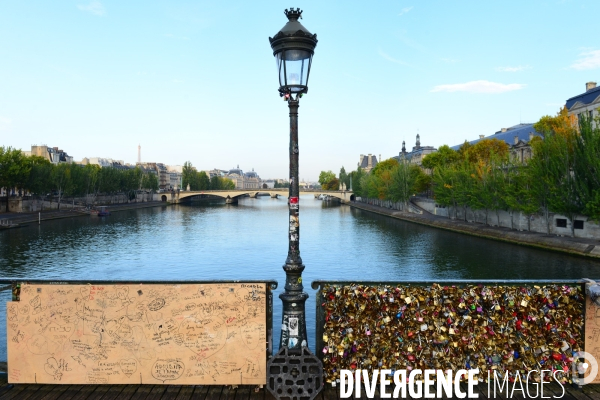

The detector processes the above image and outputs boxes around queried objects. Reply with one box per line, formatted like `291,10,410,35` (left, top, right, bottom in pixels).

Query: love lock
267,346,323,400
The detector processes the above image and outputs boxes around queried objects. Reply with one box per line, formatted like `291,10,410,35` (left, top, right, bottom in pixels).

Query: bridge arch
160,189,353,204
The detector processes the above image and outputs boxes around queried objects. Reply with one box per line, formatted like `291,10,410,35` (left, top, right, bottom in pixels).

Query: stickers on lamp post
290,196,299,210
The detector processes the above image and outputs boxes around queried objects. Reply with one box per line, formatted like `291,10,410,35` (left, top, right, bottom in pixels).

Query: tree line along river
1,194,599,359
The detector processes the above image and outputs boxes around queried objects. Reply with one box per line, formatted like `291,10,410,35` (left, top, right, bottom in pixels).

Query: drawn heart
80,287,91,300
44,357,59,376
178,316,227,360
119,358,137,378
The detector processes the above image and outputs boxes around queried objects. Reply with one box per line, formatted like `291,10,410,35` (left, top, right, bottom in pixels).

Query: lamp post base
267,346,323,400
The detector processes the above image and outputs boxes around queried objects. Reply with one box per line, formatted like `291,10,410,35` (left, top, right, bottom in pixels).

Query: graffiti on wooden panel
7,283,267,385
585,295,600,384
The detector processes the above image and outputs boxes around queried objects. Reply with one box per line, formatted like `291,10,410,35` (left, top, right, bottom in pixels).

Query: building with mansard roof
566,81,599,128
358,154,379,173
225,166,262,189
393,134,437,167
450,123,543,163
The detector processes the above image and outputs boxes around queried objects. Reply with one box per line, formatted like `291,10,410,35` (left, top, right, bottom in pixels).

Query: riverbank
349,201,600,260
0,201,168,228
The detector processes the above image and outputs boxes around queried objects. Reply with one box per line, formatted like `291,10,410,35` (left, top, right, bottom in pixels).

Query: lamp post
267,10,323,399
269,8,317,353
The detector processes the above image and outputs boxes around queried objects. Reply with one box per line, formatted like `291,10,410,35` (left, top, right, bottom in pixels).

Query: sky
1,1,599,181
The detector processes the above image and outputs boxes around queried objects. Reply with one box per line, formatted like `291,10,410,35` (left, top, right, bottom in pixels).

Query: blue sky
1,1,599,181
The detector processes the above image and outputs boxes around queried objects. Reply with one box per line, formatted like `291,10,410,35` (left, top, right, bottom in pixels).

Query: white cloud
570,50,600,70
398,6,413,16
77,1,105,16
496,65,531,72
431,80,526,93
378,48,411,66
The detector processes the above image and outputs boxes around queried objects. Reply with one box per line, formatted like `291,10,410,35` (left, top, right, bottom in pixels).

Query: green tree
573,113,600,221
349,167,365,197
422,145,460,171
0,147,30,209
464,139,510,165
543,132,583,236
182,161,196,190
368,158,399,199
26,155,52,196
527,137,554,233
388,161,417,209
323,178,340,191
197,171,210,190
51,163,73,210
339,166,350,190
142,172,159,192
318,170,336,188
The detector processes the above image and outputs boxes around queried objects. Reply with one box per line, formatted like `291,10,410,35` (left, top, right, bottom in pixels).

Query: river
1,194,599,359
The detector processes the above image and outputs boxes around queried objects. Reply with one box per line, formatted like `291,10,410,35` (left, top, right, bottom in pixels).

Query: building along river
1,194,599,360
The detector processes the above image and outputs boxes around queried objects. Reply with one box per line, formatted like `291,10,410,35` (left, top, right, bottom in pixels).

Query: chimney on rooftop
587,82,597,91
479,135,485,139
529,132,534,141
367,154,372,168
514,136,519,145
501,128,507,133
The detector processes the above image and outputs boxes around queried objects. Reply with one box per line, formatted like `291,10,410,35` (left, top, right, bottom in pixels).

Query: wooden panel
585,295,600,384
7,283,267,385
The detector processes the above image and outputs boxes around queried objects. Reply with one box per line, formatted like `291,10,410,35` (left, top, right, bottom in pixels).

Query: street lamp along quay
267,8,323,400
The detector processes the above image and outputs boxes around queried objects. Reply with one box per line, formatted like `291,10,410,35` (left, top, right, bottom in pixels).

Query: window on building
556,218,567,228
574,220,584,230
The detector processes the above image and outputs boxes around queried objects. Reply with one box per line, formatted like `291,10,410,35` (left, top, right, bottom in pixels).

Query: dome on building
228,167,244,176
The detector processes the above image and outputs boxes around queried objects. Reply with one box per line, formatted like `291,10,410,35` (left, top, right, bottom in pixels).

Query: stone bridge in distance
154,188,354,204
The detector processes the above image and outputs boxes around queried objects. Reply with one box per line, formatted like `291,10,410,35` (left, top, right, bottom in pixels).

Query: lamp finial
284,8,302,21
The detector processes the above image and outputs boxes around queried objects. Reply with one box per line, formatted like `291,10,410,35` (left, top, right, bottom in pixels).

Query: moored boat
97,206,110,217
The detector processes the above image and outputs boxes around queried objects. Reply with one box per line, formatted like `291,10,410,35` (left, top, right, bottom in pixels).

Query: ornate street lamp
269,7,317,353
267,9,323,400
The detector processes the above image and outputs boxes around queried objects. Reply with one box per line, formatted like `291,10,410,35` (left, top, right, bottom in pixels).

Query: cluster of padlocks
319,283,584,384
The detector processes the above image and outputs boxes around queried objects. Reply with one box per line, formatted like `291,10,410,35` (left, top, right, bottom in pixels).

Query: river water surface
1,195,599,359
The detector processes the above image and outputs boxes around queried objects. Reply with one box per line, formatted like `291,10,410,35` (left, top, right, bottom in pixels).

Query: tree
26,155,52,198
388,161,418,209
274,181,290,188
534,106,577,139
464,139,510,164
318,171,336,188
197,171,210,190
339,166,350,190
142,172,159,192
542,131,583,236
0,147,30,209
323,178,339,191
573,113,600,221
349,167,365,196
220,177,235,190
422,145,460,171
182,161,196,189
51,163,73,210
369,158,399,199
